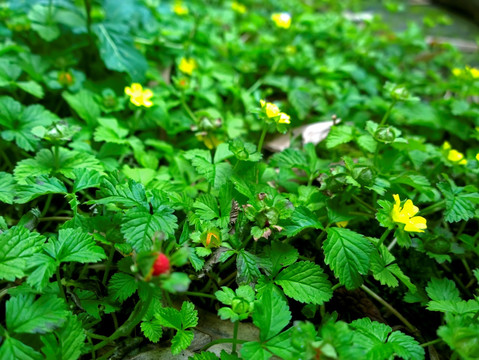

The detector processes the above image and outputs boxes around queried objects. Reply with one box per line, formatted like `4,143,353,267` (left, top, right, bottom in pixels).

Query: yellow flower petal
271,12,291,29
179,57,197,75
402,199,419,217
278,112,291,124
448,149,465,162
390,194,427,232
231,1,247,14
336,221,348,228
476,153,479,161
265,102,280,118
442,141,451,150
260,99,266,108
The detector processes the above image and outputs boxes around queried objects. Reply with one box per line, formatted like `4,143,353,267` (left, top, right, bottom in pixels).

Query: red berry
152,253,170,276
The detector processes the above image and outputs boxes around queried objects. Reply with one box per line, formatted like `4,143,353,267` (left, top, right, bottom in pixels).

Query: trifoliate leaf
40,314,86,360
0,226,45,281
141,319,163,343
275,261,333,305
323,228,373,289
108,272,138,302
282,206,323,237
236,250,261,285
121,206,178,252
264,242,299,276
6,294,68,334
253,287,291,341
0,172,15,204
326,125,354,149
184,149,232,189
14,175,67,203
155,307,182,330
92,175,149,210
240,341,271,360
193,194,220,221
438,180,478,223
44,228,106,264
0,337,42,360
0,96,57,151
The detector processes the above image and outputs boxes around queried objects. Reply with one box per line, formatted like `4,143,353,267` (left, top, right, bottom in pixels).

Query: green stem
201,338,247,351
361,284,420,337
379,100,397,126
257,122,268,154
53,143,60,171
85,332,109,341
91,286,154,352
377,228,392,248
418,200,445,216
181,98,198,123
56,267,66,301
39,216,73,222
41,194,53,218
420,338,442,348
232,321,239,354
102,245,115,285
351,194,376,213
331,283,342,291
183,291,216,300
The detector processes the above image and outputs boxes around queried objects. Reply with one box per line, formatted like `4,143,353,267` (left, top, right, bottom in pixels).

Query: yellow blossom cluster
391,194,427,233
452,66,479,79
179,57,197,75
260,99,290,124
442,141,467,165
271,12,291,29
124,83,153,107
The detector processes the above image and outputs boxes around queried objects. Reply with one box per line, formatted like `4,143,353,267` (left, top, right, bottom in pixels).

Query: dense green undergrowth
1,0,479,359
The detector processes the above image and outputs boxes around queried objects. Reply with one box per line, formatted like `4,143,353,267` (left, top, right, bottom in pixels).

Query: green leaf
323,228,373,289
72,168,103,192
253,288,291,341
240,342,271,360
356,134,377,153
108,273,138,302
40,314,86,360
282,206,323,237
189,351,219,360
156,307,182,330
376,200,395,229
236,250,261,285
0,226,45,281
184,150,232,189
15,175,67,203
16,80,44,98
171,329,194,355
180,301,199,329
193,194,220,221
44,228,106,264
388,331,426,360
215,286,236,305
426,278,461,302
0,172,15,204
266,242,299,276
427,299,479,314
121,206,178,252
14,148,103,182
275,261,333,305
326,125,354,149
28,4,60,41
6,294,68,334
288,88,313,120
0,96,57,151
0,337,42,360
438,314,479,360
270,148,308,170
92,23,148,81
266,328,298,359
141,319,163,343
92,176,149,210
62,89,100,127
26,254,57,290
94,117,129,144
438,180,478,223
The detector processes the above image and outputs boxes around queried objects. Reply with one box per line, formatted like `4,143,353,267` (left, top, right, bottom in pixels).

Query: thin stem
56,267,66,301
331,283,342,291
39,216,73,222
420,338,442,348
418,200,445,216
183,291,216,300
181,98,198,123
201,338,247,351
379,100,397,126
351,194,376,213
85,332,109,341
257,122,268,154
102,245,116,285
41,194,53,218
377,228,392,248
361,284,420,337
387,238,397,251
232,321,239,354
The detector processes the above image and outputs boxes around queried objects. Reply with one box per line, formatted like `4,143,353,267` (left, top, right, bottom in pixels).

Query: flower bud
352,167,375,186
374,126,396,143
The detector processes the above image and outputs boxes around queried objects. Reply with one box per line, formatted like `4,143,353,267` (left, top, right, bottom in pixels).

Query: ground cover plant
0,0,478,359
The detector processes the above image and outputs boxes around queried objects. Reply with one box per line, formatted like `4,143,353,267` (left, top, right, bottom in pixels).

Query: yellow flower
260,99,291,124
124,83,153,107
392,194,427,233
452,66,479,79
476,153,479,161
466,66,479,79
447,149,467,165
178,57,197,75
172,1,188,15
452,68,463,77
231,1,246,14
442,141,451,150
336,221,349,228
271,12,291,29
278,112,290,124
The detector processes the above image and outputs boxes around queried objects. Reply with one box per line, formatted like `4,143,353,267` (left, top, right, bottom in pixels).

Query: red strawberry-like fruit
152,253,170,276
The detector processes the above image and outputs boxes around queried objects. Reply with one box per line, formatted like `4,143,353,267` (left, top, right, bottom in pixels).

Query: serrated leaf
184,150,232,189
266,328,298,359
270,148,308,170
427,299,479,314
180,301,199,329
121,206,178,252
438,314,479,360
94,117,129,144
282,206,323,237
72,168,103,192
0,172,15,204
44,228,106,264
356,134,377,153
155,307,181,330
62,89,100,127
108,273,138,302
16,80,44,98
240,342,271,360
93,22,147,81
0,96,57,151
215,286,236,305
426,278,461,302
326,125,354,149
288,88,313,120
6,294,68,334
266,242,299,276
171,329,194,355
40,314,86,360
189,351,219,360
275,261,333,305
0,226,45,281
236,250,261,285
253,288,291,341
323,228,373,289
388,331,425,360
15,175,67,203
141,319,163,343
0,337,42,360
92,176,149,210
438,181,478,223
26,253,57,290
193,194,220,221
